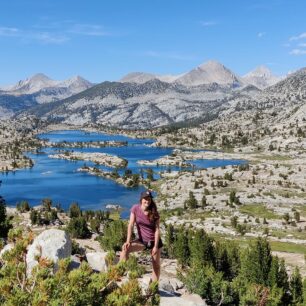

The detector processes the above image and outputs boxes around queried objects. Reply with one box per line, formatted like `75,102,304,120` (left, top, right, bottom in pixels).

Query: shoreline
49,151,128,168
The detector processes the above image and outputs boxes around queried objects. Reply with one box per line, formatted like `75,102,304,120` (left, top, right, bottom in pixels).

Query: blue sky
1,0,306,85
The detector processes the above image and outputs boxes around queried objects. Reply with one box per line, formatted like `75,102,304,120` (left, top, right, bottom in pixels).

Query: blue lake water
0,130,245,217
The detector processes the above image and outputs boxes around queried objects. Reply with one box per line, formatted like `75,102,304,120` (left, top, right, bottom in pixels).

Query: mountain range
1,60,303,129
0,74,93,119
1,73,93,96
119,60,283,89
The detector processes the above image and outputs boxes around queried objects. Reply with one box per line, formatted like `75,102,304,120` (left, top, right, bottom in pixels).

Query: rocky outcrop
26,229,72,274
50,152,128,168
0,244,14,258
160,292,207,306
86,251,109,272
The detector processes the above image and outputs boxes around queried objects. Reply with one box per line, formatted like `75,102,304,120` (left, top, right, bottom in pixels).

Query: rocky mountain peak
198,60,226,70
0,73,93,103
59,75,92,89
120,72,157,84
29,73,52,82
266,66,306,95
244,65,272,78
175,59,242,87
242,66,282,89
10,73,58,94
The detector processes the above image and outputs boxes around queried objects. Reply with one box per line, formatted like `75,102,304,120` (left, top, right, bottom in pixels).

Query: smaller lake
0,130,245,218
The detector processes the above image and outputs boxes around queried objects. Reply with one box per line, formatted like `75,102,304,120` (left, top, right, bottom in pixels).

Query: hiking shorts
141,239,163,250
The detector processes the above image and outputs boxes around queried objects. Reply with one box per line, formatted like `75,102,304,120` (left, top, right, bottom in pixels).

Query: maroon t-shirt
131,204,159,243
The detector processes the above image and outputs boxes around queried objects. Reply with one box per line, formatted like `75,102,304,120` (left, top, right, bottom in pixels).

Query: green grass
213,234,306,254
295,192,306,199
159,207,185,222
222,148,235,154
262,191,276,199
239,204,280,219
159,207,219,223
296,205,306,217
274,190,306,199
268,228,306,240
269,229,288,239
109,211,120,220
185,210,216,220
211,187,235,195
269,241,306,254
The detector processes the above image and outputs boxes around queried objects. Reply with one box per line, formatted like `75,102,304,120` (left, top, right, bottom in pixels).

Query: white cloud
257,32,266,38
288,33,306,55
30,32,68,44
290,49,306,55
289,32,306,41
200,21,217,27
0,27,20,36
0,26,67,44
67,24,109,36
0,20,112,44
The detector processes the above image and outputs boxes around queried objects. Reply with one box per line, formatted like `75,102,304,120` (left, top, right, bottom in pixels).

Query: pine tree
278,259,291,304
0,196,7,224
186,191,198,209
30,209,38,225
146,168,154,181
294,211,300,223
227,242,241,280
67,217,90,238
215,242,231,279
99,220,127,252
268,256,279,288
239,238,272,286
165,224,175,258
290,267,303,304
188,229,215,267
201,195,207,208
302,278,306,305
42,198,52,211
229,190,240,205
69,202,82,218
0,195,11,237
174,227,190,266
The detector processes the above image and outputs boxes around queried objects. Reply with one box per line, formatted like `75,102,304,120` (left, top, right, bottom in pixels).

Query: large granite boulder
159,277,184,293
86,251,115,272
160,291,207,306
26,229,72,274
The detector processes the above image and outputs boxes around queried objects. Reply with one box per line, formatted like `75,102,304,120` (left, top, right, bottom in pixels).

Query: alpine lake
0,130,245,218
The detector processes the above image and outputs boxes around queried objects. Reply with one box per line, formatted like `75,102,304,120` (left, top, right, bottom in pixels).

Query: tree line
163,224,305,305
